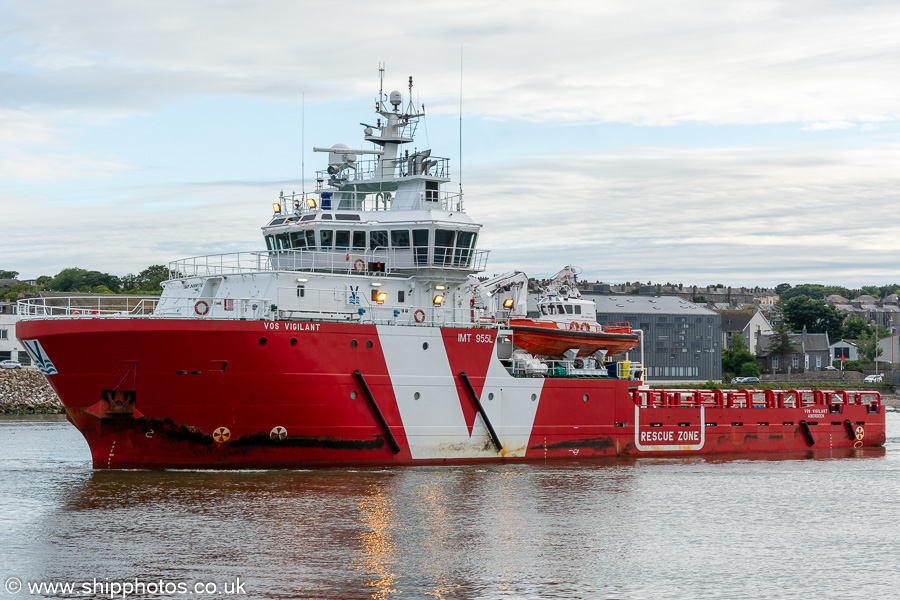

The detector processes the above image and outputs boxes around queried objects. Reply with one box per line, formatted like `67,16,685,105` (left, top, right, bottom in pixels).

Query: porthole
531,394,537,402
583,394,589,402
290,338,297,346
366,340,373,349
350,391,357,399
259,337,267,346
488,393,494,400
422,342,429,350
350,340,358,348
414,392,420,400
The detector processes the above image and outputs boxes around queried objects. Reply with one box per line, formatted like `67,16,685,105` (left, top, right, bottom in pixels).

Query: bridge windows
413,229,429,265
391,230,410,248
335,230,350,249
290,231,307,249
434,229,455,265
370,230,388,249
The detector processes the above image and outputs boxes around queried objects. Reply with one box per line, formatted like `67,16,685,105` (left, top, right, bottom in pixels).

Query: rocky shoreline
0,369,63,414
1,368,897,414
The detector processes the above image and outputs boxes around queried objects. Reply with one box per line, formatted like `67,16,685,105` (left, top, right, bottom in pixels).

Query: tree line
0,266,169,302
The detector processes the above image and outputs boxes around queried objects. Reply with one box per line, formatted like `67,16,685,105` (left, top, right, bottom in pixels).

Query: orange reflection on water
355,481,400,600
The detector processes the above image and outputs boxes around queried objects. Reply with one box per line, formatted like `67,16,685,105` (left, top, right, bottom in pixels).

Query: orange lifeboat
508,318,639,358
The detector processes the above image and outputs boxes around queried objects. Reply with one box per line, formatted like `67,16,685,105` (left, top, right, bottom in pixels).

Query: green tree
856,331,884,363
860,285,881,299
782,295,844,340
723,333,756,377
739,362,761,377
766,303,796,373
775,283,792,297
781,284,827,301
842,360,865,373
49,268,121,293
1,282,30,302
0,270,19,279
841,316,871,339
692,295,707,303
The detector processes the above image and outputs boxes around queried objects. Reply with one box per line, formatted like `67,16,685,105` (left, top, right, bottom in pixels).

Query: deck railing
170,247,489,278
16,296,159,318
632,388,882,409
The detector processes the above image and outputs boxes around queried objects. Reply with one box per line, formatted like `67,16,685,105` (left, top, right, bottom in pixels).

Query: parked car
731,377,747,384
731,376,760,385
0,360,22,369
863,374,883,383
823,366,838,371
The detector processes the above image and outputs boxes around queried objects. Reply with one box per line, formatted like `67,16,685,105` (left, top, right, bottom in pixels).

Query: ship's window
335,230,350,249
269,218,285,226
319,229,333,249
370,230,388,249
265,235,276,251
454,231,476,266
398,290,405,303
300,214,316,221
564,305,574,314
413,229,429,265
275,233,291,252
540,305,548,315
335,214,361,221
304,230,316,248
556,304,565,314
290,231,307,249
425,180,439,202
321,214,333,220
574,305,582,314
391,230,410,248
434,229,455,265
352,231,366,250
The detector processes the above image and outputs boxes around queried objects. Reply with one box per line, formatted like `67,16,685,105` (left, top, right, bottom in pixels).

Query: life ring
414,309,426,323
71,310,80,316
569,322,578,331
354,258,365,272
581,322,589,332
194,300,210,316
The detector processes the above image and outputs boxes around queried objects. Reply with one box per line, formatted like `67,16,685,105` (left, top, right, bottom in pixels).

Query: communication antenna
301,92,305,203
459,44,464,197
378,62,385,107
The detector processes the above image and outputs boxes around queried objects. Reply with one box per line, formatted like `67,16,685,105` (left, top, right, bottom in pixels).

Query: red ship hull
16,319,886,469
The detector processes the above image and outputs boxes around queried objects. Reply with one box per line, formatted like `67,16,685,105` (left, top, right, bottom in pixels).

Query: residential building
717,309,772,352
756,329,830,373
830,340,858,362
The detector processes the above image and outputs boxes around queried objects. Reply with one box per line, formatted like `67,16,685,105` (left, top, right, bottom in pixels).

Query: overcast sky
2,0,899,287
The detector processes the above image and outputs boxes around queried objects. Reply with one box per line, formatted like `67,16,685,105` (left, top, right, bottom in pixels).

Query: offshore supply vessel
16,72,885,468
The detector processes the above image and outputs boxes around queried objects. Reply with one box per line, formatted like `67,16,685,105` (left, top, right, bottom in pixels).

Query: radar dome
389,91,402,107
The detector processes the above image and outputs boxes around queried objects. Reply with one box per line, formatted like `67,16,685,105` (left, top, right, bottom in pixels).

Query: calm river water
1,413,899,600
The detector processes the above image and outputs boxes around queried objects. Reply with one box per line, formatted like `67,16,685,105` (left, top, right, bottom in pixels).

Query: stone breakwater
0,369,63,414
